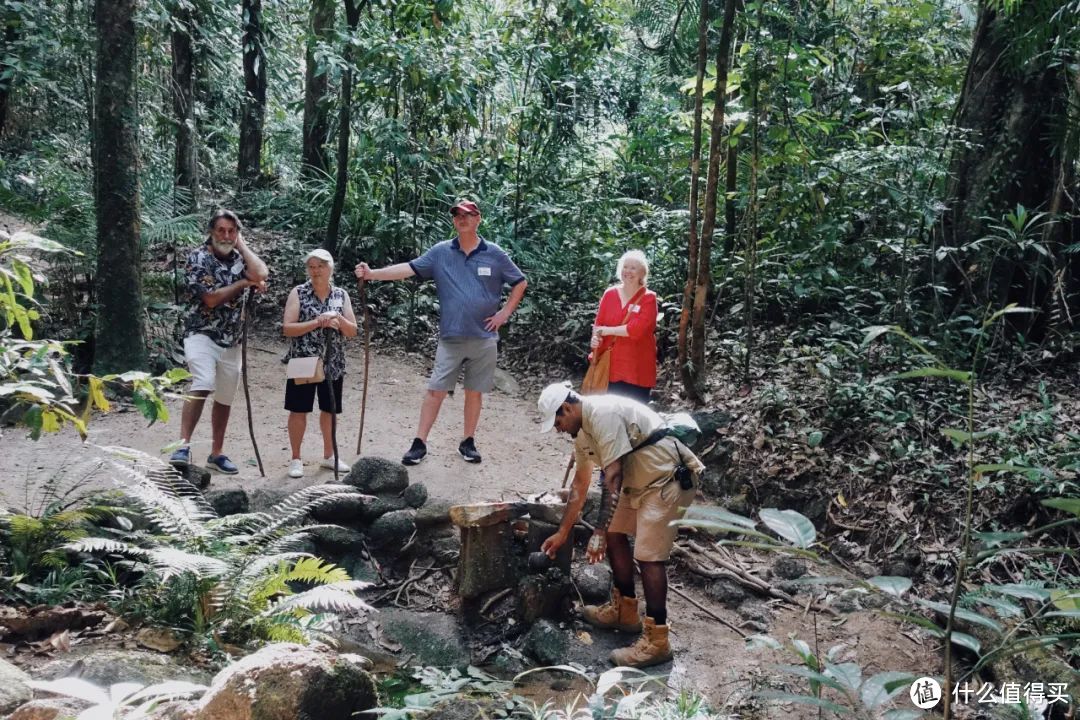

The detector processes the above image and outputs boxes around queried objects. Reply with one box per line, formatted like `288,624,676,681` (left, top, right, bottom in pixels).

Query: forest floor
0,329,942,717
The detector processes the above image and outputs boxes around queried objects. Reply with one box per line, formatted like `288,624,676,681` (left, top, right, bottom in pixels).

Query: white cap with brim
304,248,334,264
538,381,573,433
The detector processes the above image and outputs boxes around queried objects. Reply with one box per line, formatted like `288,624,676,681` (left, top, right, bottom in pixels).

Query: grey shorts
429,337,498,392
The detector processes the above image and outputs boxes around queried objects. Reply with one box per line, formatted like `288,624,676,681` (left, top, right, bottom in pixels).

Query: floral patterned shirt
183,244,248,348
282,281,350,380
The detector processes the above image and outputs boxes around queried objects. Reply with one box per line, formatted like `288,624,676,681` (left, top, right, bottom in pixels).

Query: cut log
456,523,516,598
449,501,527,528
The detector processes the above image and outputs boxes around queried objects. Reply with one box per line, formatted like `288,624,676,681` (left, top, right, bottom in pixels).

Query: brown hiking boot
581,587,642,632
609,616,674,668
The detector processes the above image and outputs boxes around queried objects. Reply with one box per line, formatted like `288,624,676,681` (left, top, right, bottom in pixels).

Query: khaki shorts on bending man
538,384,703,668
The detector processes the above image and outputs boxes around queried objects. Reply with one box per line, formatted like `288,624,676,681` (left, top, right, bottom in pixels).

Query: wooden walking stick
240,287,265,477
323,327,341,483
356,277,371,455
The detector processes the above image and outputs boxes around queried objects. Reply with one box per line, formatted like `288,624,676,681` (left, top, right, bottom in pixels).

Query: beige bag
287,356,324,385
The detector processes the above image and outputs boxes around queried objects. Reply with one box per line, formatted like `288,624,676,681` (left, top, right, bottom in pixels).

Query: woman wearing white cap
281,249,358,478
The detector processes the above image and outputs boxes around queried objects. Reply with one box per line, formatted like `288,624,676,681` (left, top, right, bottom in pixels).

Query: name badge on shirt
330,299,344,311
231,260,244,275
630,304,641,313
478,266,492,277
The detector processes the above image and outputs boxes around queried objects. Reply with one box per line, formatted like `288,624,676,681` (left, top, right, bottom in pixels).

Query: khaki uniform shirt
573,395,704,494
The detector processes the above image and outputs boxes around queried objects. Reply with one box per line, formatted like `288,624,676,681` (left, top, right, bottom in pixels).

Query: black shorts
284,377,344,414
607,381,652,405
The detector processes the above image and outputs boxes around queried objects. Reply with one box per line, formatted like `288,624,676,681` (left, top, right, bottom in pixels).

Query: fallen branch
668,585,748,638
480,588,514,617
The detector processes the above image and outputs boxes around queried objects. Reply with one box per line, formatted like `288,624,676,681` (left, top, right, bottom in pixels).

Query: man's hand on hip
484,309,510,332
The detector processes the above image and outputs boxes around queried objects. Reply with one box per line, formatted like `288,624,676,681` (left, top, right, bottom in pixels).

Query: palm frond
205,513,273,538
237,552,315,580
145,548,229,581
65,537,143,556
249,488,367,546
265,583,377,616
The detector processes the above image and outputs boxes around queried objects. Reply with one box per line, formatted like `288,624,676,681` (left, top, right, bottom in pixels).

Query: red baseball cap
450,200,480,215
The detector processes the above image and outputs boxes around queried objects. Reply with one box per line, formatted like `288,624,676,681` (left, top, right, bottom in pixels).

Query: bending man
538,382,703,667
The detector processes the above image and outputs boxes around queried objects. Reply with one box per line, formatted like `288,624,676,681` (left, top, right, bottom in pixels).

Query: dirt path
0,334,568,507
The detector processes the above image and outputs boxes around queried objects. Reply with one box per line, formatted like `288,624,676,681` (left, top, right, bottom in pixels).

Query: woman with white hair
590,249,658,403
281,249,358,478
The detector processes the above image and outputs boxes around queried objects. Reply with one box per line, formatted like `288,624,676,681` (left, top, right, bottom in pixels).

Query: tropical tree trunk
325,0,364,254
301,0,335,178
171,1,198,211
0,19,18,138
93,0,146,373
689,0,738,391
677,0,709,404
237,0,267,188
938,2,1078,334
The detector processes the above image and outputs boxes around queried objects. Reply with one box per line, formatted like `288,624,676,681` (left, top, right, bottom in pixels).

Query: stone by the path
377,610,470,668
0,657,32,714
519,573,572,623
205,489,248,517
308,525,366,557
182,643,377,720
172,463,211,491
705,579,748,605
571,563,611,601
402,482,427,508
367,509,416,547
343,457,409,494
360,495,407,523
9,697,87,720
771,557,807,580
689,409,733,450
36,648,211,688
310,493,369,524
523,620,569,666
493,368,521,396
414,498,453,527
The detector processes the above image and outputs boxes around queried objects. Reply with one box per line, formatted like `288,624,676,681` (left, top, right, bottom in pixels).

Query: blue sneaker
206,454,239,475
169,446,191,465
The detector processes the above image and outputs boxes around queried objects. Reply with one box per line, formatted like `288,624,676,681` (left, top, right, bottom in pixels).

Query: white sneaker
320,456,351,472
288,459,304,478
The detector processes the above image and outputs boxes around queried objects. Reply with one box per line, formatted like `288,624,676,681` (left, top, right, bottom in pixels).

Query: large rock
205,489,248,517
414,499,454,528
0,657,32,714
360,495,407,523
523,620,569,666
571,563,611,601
36,649,212,687
492,368,521,396
689,410,733,450
343,458,409,494
367,509,416,547
184,644,377,720
402,483,428,509
9,698,87,720
307,525,366,557
310,494,370,524
378,610,470,668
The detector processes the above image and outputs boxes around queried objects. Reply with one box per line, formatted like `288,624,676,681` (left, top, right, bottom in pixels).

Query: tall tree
301,0,335,177
93,0,146,373
677,0,710,403
237,0,267,187
0,9,20,138
937,1,1078,335
325,0,365,254
171,0,198,211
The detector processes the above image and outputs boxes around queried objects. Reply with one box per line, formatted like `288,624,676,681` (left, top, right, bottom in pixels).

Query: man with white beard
169,209,269,474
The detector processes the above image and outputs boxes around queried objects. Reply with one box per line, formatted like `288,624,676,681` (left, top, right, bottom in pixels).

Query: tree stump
451,502,527,599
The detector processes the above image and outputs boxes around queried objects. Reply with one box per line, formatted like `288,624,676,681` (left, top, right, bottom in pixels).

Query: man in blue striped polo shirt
355,199,528,465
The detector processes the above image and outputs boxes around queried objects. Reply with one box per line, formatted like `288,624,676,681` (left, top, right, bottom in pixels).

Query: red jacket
593,286,658,388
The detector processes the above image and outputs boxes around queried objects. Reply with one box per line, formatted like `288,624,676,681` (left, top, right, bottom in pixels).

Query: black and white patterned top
183,245,248,348
283,281,350,380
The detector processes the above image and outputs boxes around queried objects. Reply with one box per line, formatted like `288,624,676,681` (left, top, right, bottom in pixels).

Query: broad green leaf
806,430,823,447
949,631,981,653
681,505,757,529
893,367,971,383
745,634,782,650
983,304,1035,328
990,584,1050,601
163,367,193,383
973,531,1028,547
89,377,110,412
860,325,896,347
867,576,912,597
916,599,1002,633
669,519,772,542
860,672,916,710
1050,589,1080,611
759,508,816,548
883,710,927,720
756,690,854,715
768,665,844,693
1041,498,1080,518
824,662,861,692
971,595,1023,618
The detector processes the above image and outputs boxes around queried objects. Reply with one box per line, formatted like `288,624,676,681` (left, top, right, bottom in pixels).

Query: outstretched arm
354,261,416,281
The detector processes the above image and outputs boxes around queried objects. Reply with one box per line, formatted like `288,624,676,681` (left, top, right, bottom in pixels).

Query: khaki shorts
184,333,241,406
428,337,498,392
608,479,696,562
